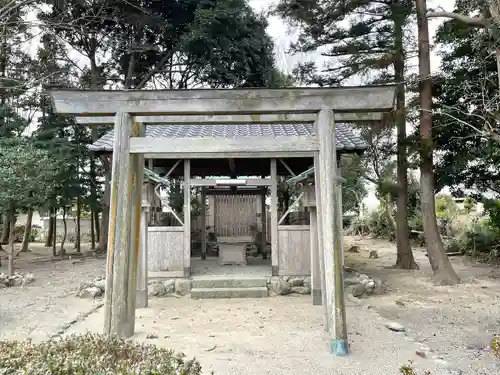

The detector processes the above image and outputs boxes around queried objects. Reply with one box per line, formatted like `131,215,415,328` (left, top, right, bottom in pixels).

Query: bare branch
426,11,491,27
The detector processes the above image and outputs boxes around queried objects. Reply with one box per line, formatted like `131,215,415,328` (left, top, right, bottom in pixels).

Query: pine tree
33,33,84,254
433,0,500,195
275,0,420,269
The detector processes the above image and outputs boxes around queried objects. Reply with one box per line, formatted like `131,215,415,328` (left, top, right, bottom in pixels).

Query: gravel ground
1,239,499,374
65,295,452,375
345,236,500,375
0,246,105,342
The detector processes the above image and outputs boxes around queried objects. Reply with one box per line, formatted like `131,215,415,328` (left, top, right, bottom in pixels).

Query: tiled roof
88,123,367,153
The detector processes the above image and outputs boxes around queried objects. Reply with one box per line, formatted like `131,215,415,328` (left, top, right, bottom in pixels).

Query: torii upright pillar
315,109,348,356
103,113,142,338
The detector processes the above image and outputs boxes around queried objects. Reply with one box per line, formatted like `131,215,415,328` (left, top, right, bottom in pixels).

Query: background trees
274,0,419,270
433,0,500,196
0,0,280,259
0,138,58,274
1,0,499,284
33,0,280,253
273,0,500,282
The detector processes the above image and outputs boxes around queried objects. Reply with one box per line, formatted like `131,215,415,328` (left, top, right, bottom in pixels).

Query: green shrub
368,209,395,240
346,216,371,236
435,194,457,219
352,209,424,244
483,199,500,232
0,225,40,243
492,335,500,359
463,197,475,214
30,228,40,242
400,361,429,374
445,219,500,260
0,333,204,375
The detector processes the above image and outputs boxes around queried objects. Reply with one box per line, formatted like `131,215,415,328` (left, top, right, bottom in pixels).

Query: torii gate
50,85,396,356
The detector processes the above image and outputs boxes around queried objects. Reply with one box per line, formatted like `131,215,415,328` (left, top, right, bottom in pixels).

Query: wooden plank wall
266,211,309,242
214,195,259,237
148,195,261,237
147,226,184,272
277,225,311,276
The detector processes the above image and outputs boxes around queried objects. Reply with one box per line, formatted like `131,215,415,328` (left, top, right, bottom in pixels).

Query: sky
247,0,456,211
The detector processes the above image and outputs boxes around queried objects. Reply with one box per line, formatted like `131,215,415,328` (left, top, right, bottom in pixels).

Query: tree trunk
393,13,419,270
20,208,33,253
1,214,10,244
94,211,100,242
7,214,16,276
416,0,459,285
75,195,81,252
60,207,67,256
385,194,397,237
52,207,57,257
45,211,54,247
496,48,500,90
90,134,97,249
90,211,96,249
98,156,111,252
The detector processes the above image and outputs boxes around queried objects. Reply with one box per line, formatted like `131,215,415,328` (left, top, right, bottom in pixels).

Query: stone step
191,276,267,289
191,287,269,299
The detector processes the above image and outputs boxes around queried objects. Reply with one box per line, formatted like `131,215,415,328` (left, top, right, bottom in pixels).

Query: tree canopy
41,0,276,89
274,0,420,270
433,0,500,197
0,0,284,257
274,0,415,85
0,138,58,213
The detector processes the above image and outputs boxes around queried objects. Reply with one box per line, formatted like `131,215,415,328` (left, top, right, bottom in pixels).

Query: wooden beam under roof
74,112,386,125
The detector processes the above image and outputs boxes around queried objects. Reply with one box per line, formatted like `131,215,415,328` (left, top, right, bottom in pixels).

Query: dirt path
344,236,500,375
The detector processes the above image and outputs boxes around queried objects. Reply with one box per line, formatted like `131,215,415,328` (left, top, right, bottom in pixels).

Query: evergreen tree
40,0,277,90
33,33,85,254
0,138,58,274
0,0,37,136
0,0,39,245
340,154,368,216
433,0,500,197
275,0,419,269
39,0,280,252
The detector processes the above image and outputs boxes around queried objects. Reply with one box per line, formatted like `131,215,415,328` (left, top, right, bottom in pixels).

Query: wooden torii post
50,85,396,355
291,157,347,339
